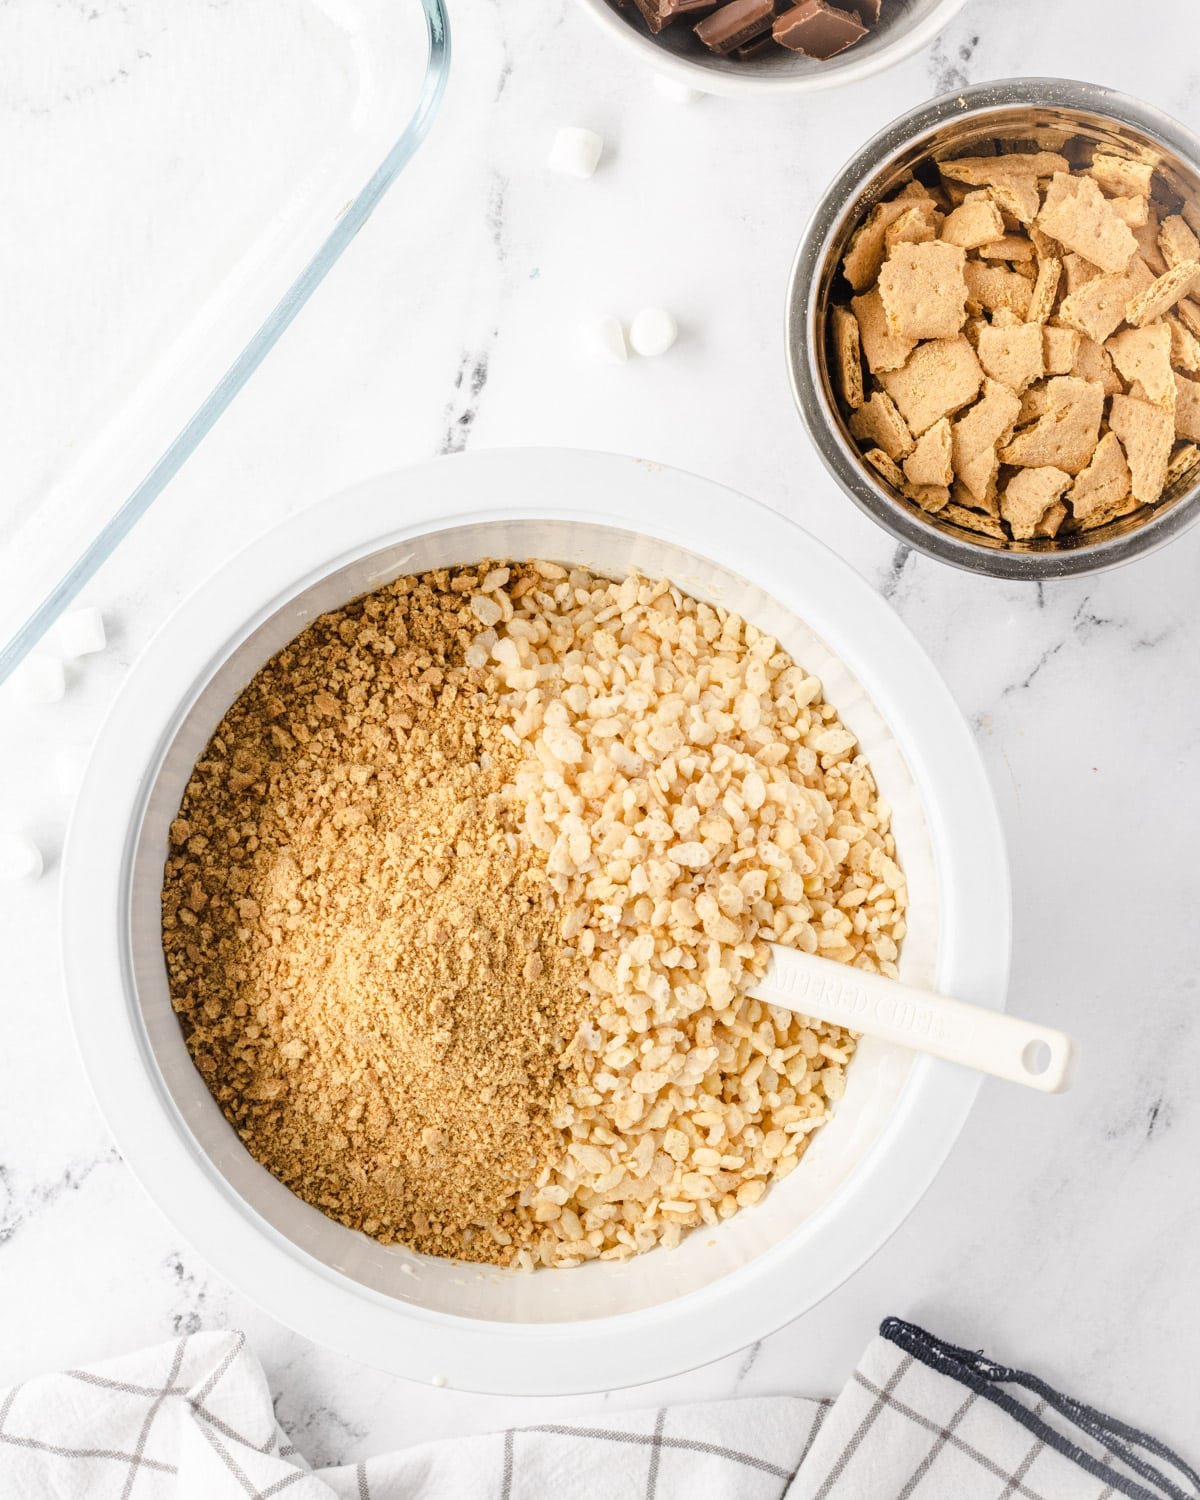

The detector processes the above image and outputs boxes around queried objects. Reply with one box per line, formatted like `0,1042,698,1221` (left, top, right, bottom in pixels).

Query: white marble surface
3,0,1200,1468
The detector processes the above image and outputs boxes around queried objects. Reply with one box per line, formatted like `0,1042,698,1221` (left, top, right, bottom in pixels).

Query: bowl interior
807,98,1200,566
126,517,938,1325
587,0,954,86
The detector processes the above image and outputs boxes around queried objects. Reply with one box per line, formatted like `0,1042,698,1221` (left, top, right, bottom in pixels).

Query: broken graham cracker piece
986,177,1042,227
1069,430,1133,522
1036,172,1139,274
941,195,1006,250
1057,257,1155,344
849,390,913,459
902,417,954,488
878,335,983,435
1017,379,1056,424
1106,324,1176,407
863,447,906,491
979,236,1036,262
772,0,867,58
1079,490,1142,530
1028,223,1063,261
1132,216,1169,276
906,483,951,513
1166,441,1200,489
1043,324,1081,374
1159,214,1200,270
977,321,1044,392
831,305,865,409
999,375,1104,474
1109,393,1174,502
1087,151,1156,199
1108,195,1150,229
852,289,917,373
1125,259,1200,328
951,378,1022,507
1026,256,1063,326
964,261,1032,319
1167,314,1200,372
1175,372,1200,442
941,501,1006,539
1001,466,1072,539
939,151,1069,187
1063,252,1102,293
1178,298,1200,341
884,203,939,251
1037,499,1070,537
1070,334,1122,394
842,197,926,292
878,240,968,340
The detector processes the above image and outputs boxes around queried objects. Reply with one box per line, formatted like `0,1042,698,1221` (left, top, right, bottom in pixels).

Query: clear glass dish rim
0,0,451,686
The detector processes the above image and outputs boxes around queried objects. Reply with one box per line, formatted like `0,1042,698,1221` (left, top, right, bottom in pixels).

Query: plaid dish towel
1,1319,1195,1499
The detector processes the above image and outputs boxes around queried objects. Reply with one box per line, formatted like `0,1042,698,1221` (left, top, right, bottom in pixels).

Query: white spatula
753,946,1073,1093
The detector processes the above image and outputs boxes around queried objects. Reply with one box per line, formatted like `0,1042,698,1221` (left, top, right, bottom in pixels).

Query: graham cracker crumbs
830,132,1200,545
162,568,591,1263
163,563,904,1270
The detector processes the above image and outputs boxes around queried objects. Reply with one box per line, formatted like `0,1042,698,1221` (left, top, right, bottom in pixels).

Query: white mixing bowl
62,448,1009,1394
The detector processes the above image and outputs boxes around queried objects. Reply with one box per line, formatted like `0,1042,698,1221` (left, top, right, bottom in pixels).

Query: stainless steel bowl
786,78,1200,580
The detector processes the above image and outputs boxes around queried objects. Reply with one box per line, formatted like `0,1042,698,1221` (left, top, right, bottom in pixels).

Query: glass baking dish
0,0,449,683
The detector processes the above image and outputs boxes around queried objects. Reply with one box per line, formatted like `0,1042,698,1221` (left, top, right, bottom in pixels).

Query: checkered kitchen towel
1,1319,1195,1499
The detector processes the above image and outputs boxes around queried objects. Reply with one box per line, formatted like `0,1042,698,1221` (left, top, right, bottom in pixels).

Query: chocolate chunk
695,0,776,53
631,0,673,33
847,0,881,20
734,30,777,57
773,0,867,57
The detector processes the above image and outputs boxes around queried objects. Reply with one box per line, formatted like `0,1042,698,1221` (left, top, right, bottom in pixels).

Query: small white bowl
577,0,968,99
62,449,1008,1394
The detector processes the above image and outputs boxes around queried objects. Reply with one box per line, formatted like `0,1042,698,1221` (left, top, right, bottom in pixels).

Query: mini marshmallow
55,747,90,798
0,833,44,883
431,1373,448,1388
586,316,628,365
16,653,66,704
630,307,678,357
59,606,106,658
548,127,604,180
654,74,704,104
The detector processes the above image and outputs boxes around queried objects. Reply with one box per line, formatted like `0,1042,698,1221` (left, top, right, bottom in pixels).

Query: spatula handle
754,947,1073,1094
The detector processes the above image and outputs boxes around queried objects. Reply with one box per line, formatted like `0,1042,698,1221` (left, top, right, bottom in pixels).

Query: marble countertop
2,0,1199,1465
